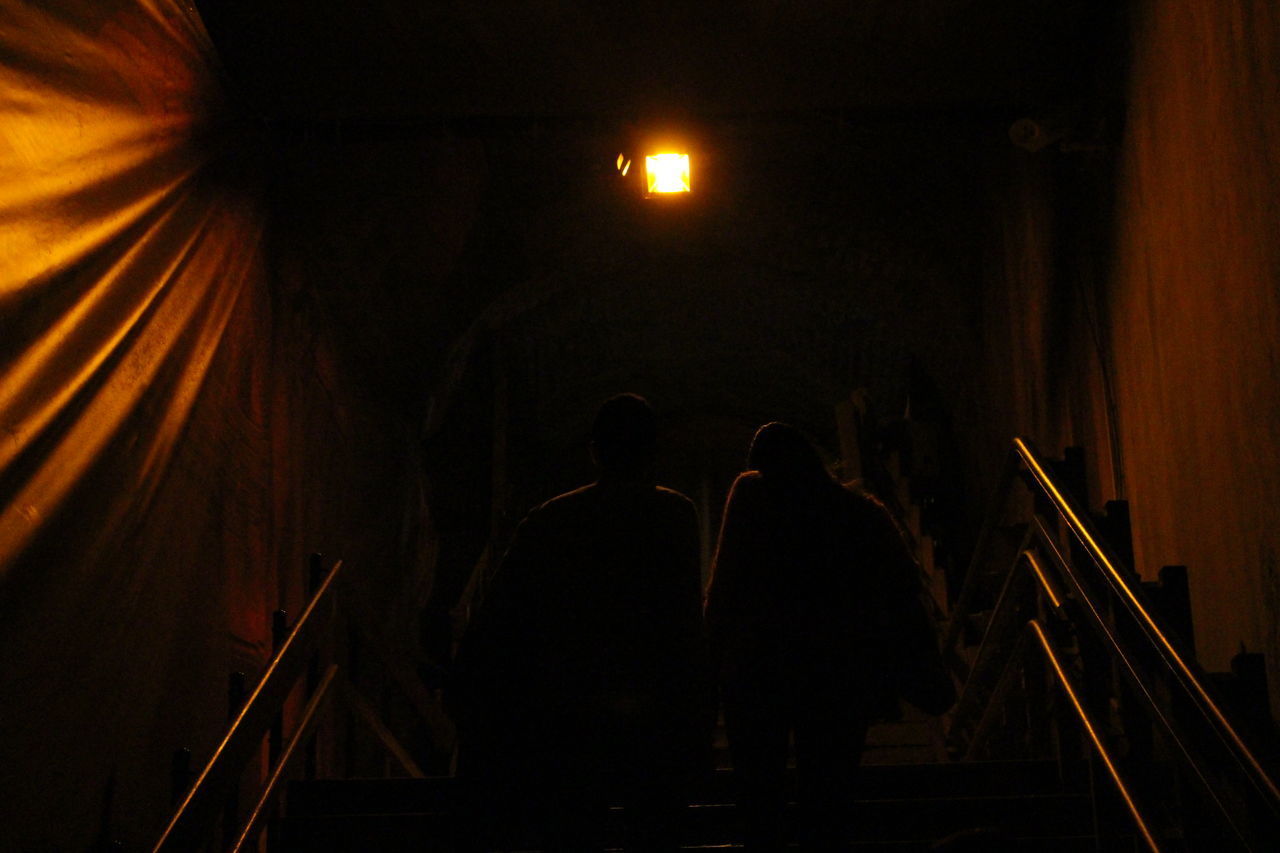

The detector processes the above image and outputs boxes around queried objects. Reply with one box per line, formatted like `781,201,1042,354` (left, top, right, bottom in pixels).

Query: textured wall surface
0,4,438,847
1108,2,1280,692
979,2,1280,706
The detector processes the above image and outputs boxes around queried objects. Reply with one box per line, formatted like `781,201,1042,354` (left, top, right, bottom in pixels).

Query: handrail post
1155,566,1195,660
1058,446,1088,507
170,748,191,808
306,553,325,780
1100,500,1134,577
223,672,246,851
269,611,288,764
1026,589,1054,760
267,610,288,852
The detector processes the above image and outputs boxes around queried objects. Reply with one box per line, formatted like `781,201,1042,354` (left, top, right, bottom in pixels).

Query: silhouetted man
454,393,711,852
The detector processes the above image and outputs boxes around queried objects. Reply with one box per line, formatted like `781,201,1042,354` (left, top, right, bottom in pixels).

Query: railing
155,556,344,852
943,437,1280,850
962,546,1158,850
1029,615,1160,852
155,554,444,852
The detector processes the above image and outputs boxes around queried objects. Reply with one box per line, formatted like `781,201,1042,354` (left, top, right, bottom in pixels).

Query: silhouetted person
705,422,921,851
452,393,711,852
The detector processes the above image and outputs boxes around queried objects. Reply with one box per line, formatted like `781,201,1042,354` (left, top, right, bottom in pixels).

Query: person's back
514,480,704,710
453,394,710,852
705,422,919,851
706,431,916,702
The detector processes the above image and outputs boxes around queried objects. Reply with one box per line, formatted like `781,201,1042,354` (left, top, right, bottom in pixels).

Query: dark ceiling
197,0,1118,121
194,0,1126,445
192,0,1130,591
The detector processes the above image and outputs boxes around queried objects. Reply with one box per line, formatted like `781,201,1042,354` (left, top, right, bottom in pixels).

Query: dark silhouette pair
453,395,936,851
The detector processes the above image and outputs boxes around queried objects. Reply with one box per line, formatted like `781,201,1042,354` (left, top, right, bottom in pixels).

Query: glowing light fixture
645,152,690,195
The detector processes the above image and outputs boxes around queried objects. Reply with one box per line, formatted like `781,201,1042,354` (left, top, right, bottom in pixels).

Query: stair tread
282,812,1107,852
288,759,1088,816
283,792,1096,843
283,759,1111,851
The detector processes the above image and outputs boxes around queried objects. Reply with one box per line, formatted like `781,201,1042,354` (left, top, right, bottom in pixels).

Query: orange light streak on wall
0,2,230,570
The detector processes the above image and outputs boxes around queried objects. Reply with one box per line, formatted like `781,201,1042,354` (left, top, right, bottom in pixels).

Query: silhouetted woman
705,422,919,851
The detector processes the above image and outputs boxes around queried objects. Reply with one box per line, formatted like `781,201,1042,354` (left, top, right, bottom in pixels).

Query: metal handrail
1024,513,1256,839
1027,617,1160,853
945,543,1160,848
230,664,340,852
943,437,1280,848
950,546,1065,757
153,558,344,852
1012,437,1280,808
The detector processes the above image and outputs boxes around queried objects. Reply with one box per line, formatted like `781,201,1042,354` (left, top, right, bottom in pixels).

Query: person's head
591,393,657,481
747,421,831,487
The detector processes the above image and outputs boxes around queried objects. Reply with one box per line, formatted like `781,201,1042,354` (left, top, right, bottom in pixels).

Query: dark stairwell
266,434,1280,851
5,3,1280,851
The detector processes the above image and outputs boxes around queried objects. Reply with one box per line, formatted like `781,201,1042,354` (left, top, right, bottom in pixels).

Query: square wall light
645,153,690,196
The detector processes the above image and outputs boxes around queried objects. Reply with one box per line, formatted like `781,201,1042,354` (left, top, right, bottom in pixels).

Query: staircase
281,713,1132,851
281,764,1125,851
161,438,1279,851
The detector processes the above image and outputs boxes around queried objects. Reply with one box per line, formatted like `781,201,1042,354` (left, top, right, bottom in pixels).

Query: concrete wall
983,2,1280,708
1110,2,1280,695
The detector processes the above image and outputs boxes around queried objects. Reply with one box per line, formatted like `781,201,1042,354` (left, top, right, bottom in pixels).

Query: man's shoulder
537,483,594,509
528,482,694,523
654,484,695,508
523,484,595,523
726,470,767,500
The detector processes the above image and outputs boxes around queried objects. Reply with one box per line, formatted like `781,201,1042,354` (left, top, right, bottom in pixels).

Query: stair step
283,790,1097,851
282,816,1107,852
282,760,1117,851
282,806,1105,852
287,760,1085,817
862,717,944,764
677,794,1096,843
